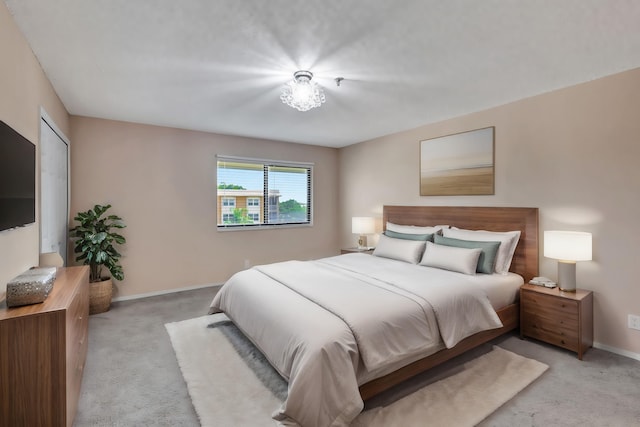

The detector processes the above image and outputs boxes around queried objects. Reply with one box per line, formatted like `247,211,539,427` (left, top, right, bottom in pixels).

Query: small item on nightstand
529,276,556,288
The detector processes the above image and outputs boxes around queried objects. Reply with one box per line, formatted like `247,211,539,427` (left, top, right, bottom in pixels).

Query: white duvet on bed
209,253,521,427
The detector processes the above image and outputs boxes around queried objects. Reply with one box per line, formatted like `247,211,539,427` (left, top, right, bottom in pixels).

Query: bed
209,205,538,427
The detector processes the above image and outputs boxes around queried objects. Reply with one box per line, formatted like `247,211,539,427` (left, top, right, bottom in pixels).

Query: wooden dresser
0,266,90,427
520,283,593,359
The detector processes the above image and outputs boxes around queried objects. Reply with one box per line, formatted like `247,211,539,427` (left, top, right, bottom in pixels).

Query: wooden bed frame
358,205,539,400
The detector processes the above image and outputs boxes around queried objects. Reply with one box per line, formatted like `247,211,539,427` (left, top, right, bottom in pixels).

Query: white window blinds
216,155,313,229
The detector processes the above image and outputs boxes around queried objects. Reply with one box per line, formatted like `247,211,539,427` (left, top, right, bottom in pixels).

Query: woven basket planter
89,278,113,314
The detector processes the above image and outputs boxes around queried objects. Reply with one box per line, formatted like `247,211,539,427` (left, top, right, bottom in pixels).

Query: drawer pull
561,340,566,344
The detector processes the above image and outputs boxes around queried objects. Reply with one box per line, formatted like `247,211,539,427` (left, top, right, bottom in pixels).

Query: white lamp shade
352,217,375,235
544,231,592,262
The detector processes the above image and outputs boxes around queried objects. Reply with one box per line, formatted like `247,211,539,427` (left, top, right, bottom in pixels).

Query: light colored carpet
166,314,548,427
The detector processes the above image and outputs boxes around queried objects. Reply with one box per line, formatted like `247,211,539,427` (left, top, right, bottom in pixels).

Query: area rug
166,314,548,427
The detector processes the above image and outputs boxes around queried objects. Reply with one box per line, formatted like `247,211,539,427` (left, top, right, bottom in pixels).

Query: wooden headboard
382,206,539,281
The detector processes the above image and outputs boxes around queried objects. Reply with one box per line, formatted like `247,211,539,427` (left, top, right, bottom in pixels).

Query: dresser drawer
69,287,89,347
68,328,87,398
65,271,89,427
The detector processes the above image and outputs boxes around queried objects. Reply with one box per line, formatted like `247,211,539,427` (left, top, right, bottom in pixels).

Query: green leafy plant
70,204,126,282
217,182,246,190
232,207,253,224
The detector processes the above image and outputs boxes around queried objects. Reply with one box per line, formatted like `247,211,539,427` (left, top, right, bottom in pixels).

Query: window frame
216,155,313,231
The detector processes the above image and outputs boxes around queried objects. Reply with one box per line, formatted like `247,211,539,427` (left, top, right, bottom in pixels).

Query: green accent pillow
433,235,501,274
384,230,434,242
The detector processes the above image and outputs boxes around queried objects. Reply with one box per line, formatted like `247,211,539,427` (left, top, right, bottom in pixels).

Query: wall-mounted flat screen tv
0,120,36,231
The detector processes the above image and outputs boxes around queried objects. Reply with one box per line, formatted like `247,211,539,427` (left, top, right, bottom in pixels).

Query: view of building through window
217,158,311,227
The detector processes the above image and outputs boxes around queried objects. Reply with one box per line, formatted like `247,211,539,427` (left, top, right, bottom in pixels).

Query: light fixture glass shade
544,231,592,261
280,70,326,112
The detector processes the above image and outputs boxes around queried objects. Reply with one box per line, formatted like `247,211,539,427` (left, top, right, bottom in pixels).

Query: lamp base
558,260,577,292
357,235,368,250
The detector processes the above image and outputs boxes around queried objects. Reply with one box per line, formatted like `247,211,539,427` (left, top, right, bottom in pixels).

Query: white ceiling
5,1,640,148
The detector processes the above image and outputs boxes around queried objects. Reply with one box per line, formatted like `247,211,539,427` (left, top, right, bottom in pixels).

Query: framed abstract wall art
420,127,495,196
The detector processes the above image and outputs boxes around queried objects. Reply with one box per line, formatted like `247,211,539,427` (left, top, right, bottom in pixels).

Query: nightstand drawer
521,301,578,324
521,291,578,317
522,314,579,351
521,306,578,330
522,322,580,352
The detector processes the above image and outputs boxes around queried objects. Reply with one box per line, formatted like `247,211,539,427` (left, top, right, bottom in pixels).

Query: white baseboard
593,341,640,362
112,282,222,302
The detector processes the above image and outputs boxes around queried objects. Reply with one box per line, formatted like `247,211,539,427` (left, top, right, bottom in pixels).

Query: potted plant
70,204,126,314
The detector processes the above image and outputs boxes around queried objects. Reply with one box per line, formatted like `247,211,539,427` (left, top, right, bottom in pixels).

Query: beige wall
69,116,339,298
0,2,70,289
339,68,640,356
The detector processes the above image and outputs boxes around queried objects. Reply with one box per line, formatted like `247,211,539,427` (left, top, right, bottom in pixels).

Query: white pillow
372,234,426,264
420,242,482,275
443,228,521,275
386,222,449,235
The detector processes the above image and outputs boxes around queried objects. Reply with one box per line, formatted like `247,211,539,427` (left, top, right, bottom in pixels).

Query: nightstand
520,284,593,359
340,247,374,255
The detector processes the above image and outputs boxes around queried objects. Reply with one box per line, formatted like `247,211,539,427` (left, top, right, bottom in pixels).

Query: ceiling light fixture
280,70,326,112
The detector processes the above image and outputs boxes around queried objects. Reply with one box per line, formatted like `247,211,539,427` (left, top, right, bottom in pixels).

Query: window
217,156,312,229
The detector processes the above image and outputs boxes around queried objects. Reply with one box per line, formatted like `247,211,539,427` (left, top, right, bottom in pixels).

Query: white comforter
209,253,503,427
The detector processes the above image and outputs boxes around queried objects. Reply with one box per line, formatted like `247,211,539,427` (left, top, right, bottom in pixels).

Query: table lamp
352,217,375,249
544,230,592,292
